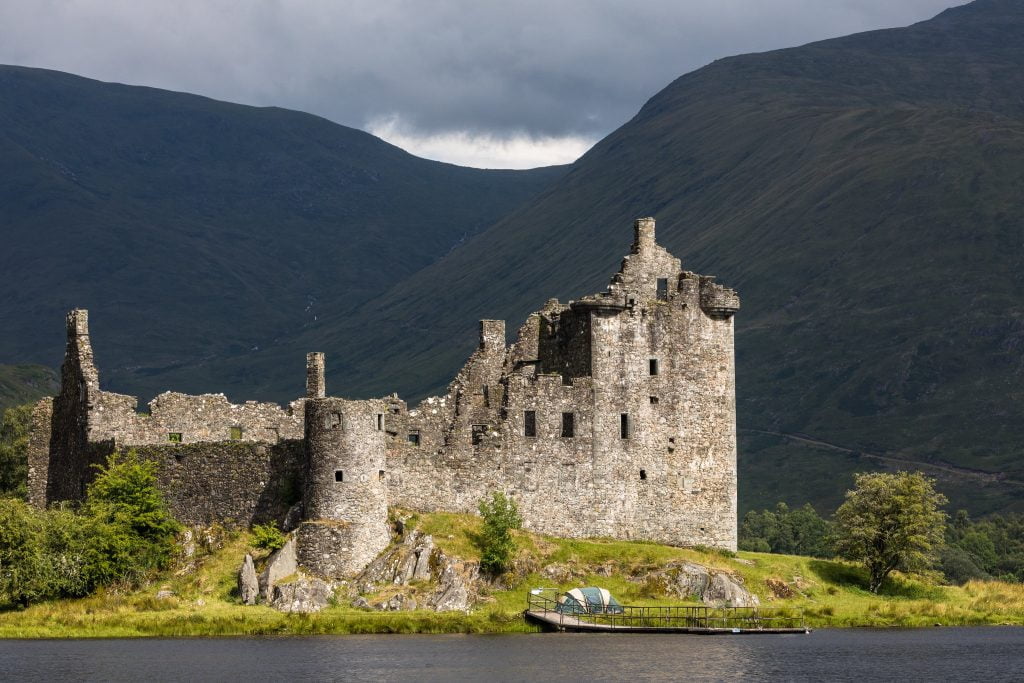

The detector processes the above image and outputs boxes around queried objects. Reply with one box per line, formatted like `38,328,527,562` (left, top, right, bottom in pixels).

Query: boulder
426,552,478,612
351,596,372,610
259,538,297,600
704,572,760,608
270,575,335,613
238,554,259,605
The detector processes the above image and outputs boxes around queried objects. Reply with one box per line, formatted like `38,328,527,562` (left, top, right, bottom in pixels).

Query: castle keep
27,218,741,577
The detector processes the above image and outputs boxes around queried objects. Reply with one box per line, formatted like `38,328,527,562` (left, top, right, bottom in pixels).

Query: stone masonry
28,217,740,578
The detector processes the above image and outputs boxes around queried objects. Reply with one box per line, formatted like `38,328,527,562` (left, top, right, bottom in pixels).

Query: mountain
230,0,1020,516
0,365,58,413
0,65,564,399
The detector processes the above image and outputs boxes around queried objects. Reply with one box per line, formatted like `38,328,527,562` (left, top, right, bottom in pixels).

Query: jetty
525,589,810,635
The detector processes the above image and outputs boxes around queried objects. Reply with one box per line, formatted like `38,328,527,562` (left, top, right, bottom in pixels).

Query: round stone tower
296,357,391,578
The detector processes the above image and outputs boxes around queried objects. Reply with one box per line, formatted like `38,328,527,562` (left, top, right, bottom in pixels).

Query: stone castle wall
29,217,740,577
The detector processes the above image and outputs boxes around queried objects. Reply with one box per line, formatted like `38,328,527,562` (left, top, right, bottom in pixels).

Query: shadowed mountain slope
248,0,1022,515
0,65,564,398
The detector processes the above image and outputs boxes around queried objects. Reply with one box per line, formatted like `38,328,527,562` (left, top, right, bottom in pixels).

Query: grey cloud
0,0,960,141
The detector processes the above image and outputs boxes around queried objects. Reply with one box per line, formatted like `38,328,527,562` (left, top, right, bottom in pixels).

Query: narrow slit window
561,412,575,438
167,432,182,443
656,278,669,301
524,410,537,438
482,384,490,407
334,470,344,483
229,426,243,440
649,358,659,376
620,414,630,439
377,414,384,431
408,432,420,446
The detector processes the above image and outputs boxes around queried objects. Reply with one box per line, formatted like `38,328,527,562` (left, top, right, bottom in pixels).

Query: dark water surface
1,627,1022,682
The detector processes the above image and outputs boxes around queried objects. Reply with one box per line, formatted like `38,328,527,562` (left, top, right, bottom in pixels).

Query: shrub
252,521,287,551
0,404,32,499
477,492,522,576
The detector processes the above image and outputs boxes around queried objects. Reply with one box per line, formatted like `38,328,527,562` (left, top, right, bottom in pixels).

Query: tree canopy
833,472,947,593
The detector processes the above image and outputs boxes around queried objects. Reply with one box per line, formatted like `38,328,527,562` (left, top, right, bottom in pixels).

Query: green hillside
0,365,57,413
0,65,564,400
227,0,1022,516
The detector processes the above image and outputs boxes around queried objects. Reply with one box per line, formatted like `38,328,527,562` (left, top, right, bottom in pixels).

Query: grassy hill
0,65,563,400
1,510,1022,636
0,365,57,413
215,0,1022,517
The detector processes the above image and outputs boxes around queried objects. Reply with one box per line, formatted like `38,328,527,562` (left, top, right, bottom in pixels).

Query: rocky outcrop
238,554,259,605
351,529,478,612
269,575,335,613
259,538,298,600
628,561,759,608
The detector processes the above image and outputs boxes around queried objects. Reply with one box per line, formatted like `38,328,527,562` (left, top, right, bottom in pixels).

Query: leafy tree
942,510,1024,583
833,472,947,592
83,450,181,576
252,521,287,551
739,502,833,557
477,491,522,576
0,404,32,499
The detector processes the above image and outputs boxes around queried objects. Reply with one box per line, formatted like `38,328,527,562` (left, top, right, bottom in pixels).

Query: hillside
0,65,564,400
232,0,1022,515
0,365,57,413
2,512,1023,636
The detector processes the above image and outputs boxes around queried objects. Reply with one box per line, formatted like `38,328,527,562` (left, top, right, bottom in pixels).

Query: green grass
3,511,1024,637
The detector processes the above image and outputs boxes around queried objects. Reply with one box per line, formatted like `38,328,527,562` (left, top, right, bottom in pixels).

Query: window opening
524,410,537,437
377,414,384,431
620,414,630,439
326,412,342,429
561,412,575,438
378,470,385,481
168,432,182,443
472,424,488,445
229,426,243,440
408,432,420,446
482,384,490,407
640,469,647,480
649,396,659,405
649,358,659,376
656,278,669,301
334,470,344,483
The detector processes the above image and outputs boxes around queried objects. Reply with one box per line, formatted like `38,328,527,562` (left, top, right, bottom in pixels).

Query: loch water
2,627,1022,682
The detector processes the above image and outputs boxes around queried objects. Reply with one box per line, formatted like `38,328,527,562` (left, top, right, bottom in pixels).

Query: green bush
252,521,287,551
0,451,180,607
739,502,832,557
477,492,522,576
0,404,32,499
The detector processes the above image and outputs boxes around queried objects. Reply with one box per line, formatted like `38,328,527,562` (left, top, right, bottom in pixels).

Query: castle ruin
27,217,741,577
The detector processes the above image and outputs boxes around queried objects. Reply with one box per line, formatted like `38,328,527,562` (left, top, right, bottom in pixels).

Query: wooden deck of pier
525,608,810,635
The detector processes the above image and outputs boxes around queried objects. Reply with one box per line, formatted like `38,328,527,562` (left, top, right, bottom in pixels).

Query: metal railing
526,589,806,631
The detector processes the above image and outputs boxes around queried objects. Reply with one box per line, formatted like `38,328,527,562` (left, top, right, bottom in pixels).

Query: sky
0,0,960,168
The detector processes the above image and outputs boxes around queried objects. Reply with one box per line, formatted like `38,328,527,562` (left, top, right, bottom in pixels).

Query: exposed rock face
269,575,335,613
631,561,760,608
238,554,259,605
351,530,478,612
259,538,297,600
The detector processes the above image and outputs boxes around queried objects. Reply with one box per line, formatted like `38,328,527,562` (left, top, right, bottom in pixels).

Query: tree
0,404,32,499
739,502,833,557
477,491,522,576
833,472,947,593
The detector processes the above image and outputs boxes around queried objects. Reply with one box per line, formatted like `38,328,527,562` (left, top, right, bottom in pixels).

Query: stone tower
296,354,391,577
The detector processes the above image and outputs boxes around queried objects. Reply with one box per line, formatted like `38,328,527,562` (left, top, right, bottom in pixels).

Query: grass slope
0,364,57,413
0,65,563,401
2,511,1023,637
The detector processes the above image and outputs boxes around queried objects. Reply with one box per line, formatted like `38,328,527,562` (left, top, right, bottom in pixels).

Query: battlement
699,277,741,318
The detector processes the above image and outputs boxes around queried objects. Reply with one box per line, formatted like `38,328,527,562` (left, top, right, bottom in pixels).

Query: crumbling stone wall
30,216,740,575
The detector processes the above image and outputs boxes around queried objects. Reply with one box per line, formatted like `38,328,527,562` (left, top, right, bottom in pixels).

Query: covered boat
554,587,624,615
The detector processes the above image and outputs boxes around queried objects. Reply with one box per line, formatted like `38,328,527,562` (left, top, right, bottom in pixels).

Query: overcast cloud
0,0,960,168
